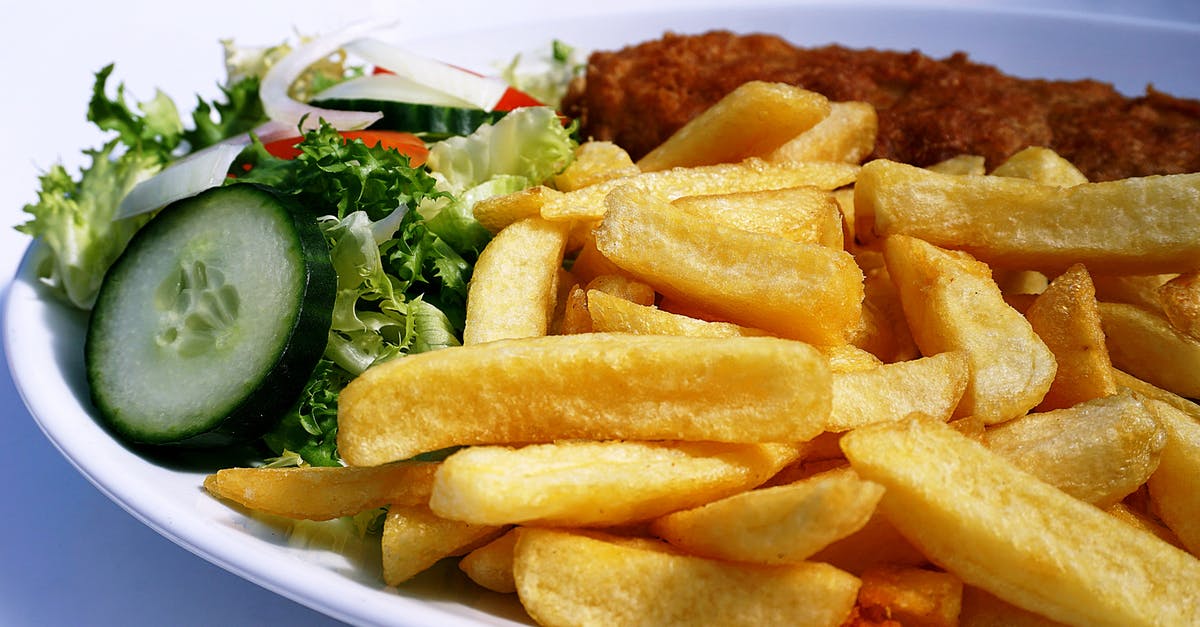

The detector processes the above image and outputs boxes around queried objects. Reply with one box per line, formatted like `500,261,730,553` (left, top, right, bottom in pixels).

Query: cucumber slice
312,97,507,139
85,184,336,447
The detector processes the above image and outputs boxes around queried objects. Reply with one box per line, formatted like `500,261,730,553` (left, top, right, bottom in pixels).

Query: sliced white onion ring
260,21,385,131
114,121,295,220
343,38,509,111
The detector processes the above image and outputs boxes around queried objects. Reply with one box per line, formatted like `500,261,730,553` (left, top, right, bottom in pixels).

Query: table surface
3,1,1197,625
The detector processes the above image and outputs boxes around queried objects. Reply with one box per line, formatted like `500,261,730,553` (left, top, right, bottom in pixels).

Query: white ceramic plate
7,5,1199,626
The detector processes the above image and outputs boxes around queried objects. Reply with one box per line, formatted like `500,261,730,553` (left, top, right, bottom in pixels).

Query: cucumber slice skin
312,98,508,139
85,184,336,448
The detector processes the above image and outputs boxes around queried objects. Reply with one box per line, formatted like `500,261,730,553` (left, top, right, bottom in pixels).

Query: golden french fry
556,284,592,334
430,440,802,527
1158,271,1200,340
993,269,1048,296
990,146,1088,187
982,392,1166,508
858,159,1200,273
1024,263,1117,410
540,157,860,222
637,81,831,172
883,234,1056,423
833,186,856,244
860,265,920,362
767,100,878,165
828,351,969,431
553,140,640,192
1112,368,1200,424
821,343,884,374
586,289,764,338
380,504,503,586
841,416,1200,627
463,216,569,345
459,527,521,594
1144,399,1200,557
671,186,844,248
855,566,963,627
569,235,628,285
203,462,437,521
596,185,864,345
1100,301,1200,398
471,185,563,234
513,528,861,627
649,467,884,564
927,154,986,175
338,333,832,465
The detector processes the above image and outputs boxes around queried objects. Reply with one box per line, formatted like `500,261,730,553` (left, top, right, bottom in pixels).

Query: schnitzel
561,30,1200,181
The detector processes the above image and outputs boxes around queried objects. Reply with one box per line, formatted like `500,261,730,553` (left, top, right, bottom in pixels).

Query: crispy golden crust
563,30,1200,181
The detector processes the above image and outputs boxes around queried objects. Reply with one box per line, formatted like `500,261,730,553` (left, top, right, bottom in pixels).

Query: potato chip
1100,301,1200,398
989,146,1088,187
926,154,986,175
637,81,831,171
553,141,639,192
670,186,844,248
338,333,832,465
828,351,969,431
854,566,963,627
380,504,503,586
514,528,861,627
430,440,801,527
883,234,1056,423
203,462,437,520
596,185,863,345
1144,399,1200,557
1158,271,1200,340
650,467,884,564
459,528,521,594
1024,263,1117,410
472,185,563,234
1091,273,1173,314
982,392,1166,508
463,216,569,345
858,159,1200,273
540,157,859,223
586,289,764,338
841,416,1200,626
767,100,878,165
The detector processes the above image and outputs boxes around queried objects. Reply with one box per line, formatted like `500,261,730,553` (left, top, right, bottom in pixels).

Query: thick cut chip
429,440,802,527
858,159,1200,274
380,505,503,586
1100,301,1200,398
203,462,436,520
959,586,1066,627
583,273,655,306
463,216,569,345
1024,264,1117,411
884,235,1056,423
649,467,884,564
596,185,864,345
459,528,521,594
767,101,878,164
671,186,844,248
841,416,1200,627
637,81,831,172
514,528,861,627
829,351,969,431
1113,368,1200,424
338,333,832,465
586,289,764,338
1091,273,1173,314
981,392,1166,508
471,185,563,234
990,146,1088,187
553,140,639,192
926,154,986,175
1158,271,1200,340
540,157,859,222
1144,399,1200,557
861,265,921,363
557,284,592,334
1106,502,1186,550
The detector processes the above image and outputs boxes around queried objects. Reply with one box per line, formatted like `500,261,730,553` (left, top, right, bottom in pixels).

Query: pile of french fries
204,79,1200,626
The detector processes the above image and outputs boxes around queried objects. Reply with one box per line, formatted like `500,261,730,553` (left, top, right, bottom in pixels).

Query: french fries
842,416,1200,626
201,76,1200,626
513,528,862,627
858,159,1200,274
337,333,833,465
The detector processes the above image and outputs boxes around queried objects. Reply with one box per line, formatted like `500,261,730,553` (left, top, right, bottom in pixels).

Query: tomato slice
263,130,429,166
